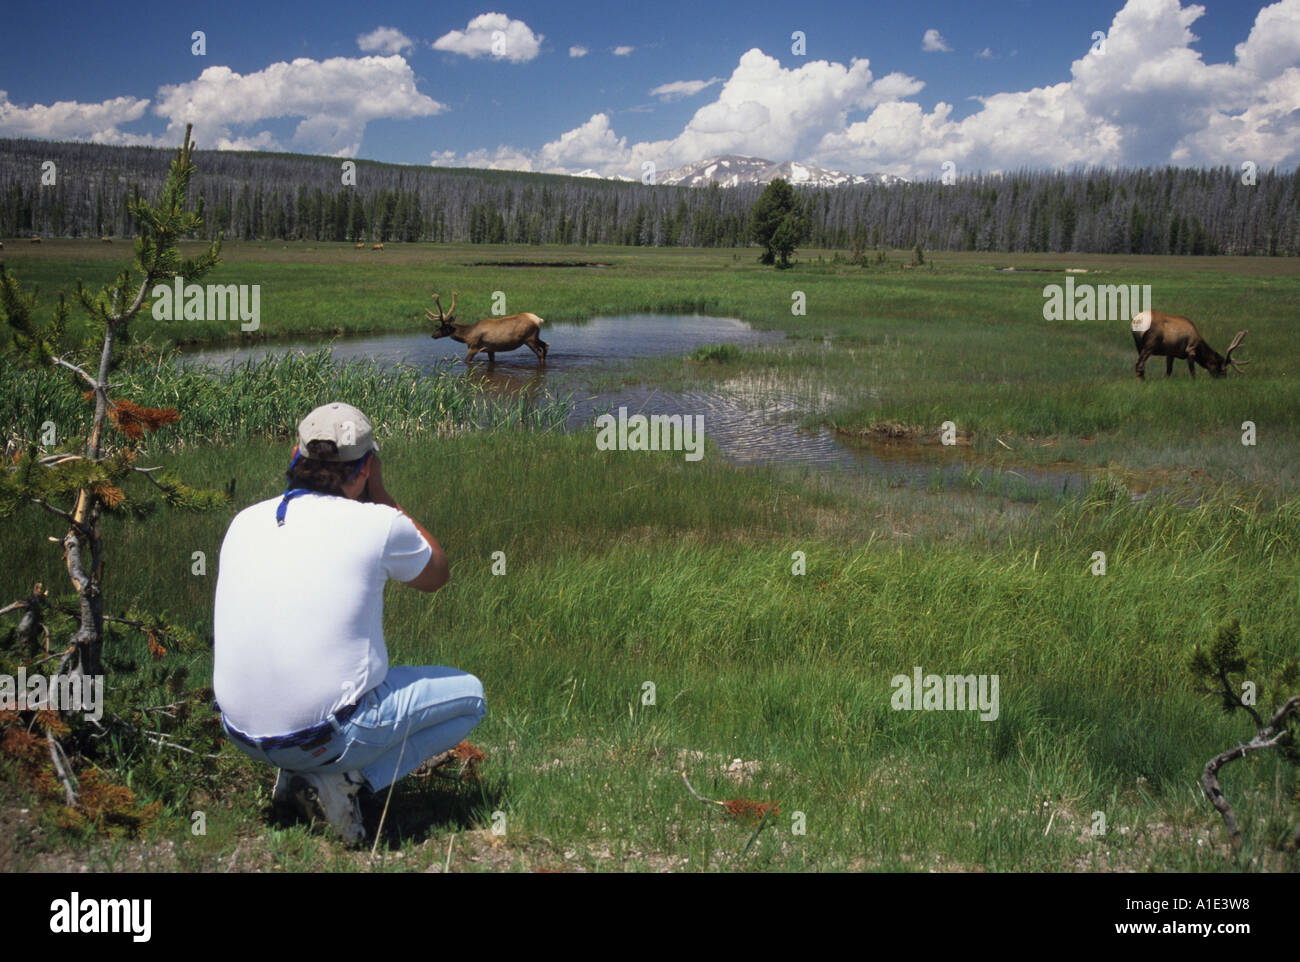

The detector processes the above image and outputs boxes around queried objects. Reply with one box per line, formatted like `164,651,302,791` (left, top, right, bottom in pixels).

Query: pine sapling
1189,617,1300,852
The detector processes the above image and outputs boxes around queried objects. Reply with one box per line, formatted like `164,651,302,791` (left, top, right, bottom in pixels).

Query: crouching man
213,402,485,843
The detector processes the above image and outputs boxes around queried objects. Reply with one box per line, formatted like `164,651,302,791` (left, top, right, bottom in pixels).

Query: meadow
1,240,1297,872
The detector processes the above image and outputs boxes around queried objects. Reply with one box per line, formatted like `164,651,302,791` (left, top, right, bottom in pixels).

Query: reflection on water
182,313,780,375
569,384,1087,498
181,314,1088,497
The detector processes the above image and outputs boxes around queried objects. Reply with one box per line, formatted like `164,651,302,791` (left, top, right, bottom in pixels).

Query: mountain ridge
649,154,906,188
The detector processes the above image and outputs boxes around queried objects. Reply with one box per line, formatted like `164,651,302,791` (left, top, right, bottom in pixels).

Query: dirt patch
1107,464,1211,495
835,421,973,447
996,266,1094,273
465,261,611,268
673,749,776,785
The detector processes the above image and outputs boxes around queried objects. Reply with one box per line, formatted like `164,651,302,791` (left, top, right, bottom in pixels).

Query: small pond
181,314,1088,498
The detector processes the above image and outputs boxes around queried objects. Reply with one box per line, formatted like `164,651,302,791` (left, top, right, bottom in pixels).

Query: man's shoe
289,771,367,843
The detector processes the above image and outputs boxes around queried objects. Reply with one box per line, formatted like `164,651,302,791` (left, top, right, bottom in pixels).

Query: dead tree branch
1201,694,1300,849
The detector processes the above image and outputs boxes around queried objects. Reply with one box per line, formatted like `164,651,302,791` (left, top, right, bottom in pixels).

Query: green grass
2,429,1297,871
7,240,1295,487
0,348,570,449
2,241,1298,872
689,343,743,364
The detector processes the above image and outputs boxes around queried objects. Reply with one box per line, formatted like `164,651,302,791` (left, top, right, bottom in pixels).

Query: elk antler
1225,330,1250,371
425,291,459,323
426,292,445,324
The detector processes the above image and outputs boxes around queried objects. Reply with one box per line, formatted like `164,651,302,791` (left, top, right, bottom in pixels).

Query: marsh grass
0,348,571,452
2,426,1295,871
688,344,743,364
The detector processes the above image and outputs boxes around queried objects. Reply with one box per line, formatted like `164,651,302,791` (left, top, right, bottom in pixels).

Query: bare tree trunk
1201,695,1300,850
1201,745,1246,847
63,321,117,677
63,512,105,677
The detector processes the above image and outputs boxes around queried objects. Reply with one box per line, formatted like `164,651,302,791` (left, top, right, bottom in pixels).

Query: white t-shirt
212,492,433,737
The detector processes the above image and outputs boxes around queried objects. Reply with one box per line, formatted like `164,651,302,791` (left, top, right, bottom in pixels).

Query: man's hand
362,453,449,593
364,453,395,507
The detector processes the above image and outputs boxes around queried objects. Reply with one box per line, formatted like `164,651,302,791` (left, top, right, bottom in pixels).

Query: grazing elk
30,236,40,244
372,243,384,251
1131,310,1249,380
426,291,548,364
355,242,364,249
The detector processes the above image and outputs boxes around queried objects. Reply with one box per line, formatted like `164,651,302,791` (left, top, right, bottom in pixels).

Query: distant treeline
1,139,1297,255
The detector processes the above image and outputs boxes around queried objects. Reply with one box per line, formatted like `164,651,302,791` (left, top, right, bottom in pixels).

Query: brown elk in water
426,292,548,364
1131,310,1249,380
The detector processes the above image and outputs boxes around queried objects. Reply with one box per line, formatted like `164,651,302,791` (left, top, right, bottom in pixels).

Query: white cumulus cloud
613,45,635,56
537,113,631,171
569,45,589,58
357,27,414,55
922,29,952,52
813,0,1300,177
443,144,537,171
432,13,542,63
431,49,920,177
653,49,922,168
0,90,153,144
153,55,445,157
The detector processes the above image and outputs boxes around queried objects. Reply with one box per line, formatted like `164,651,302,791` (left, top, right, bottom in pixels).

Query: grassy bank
2,428,1296,871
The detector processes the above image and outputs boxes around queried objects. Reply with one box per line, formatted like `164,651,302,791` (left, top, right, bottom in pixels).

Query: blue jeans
222,666,487,791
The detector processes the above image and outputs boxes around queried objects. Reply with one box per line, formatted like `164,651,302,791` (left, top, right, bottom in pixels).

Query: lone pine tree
750,178,809,268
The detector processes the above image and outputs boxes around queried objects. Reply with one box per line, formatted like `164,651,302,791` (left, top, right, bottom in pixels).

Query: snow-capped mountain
648,154,905,188
572,168,636,182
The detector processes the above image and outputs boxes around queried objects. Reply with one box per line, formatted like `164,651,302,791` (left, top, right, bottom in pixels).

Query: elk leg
1187,358,1196,377
525,335,547,363
487,352,496,363
464,347,480,364
1165,356,1174,377
1135,347,1153,380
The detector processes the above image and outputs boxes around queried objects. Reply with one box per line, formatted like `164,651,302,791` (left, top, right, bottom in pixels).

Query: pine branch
135,468,230,510
49,355,97,390
1215,662,1263,729
29,645,75,668
28,496,85,532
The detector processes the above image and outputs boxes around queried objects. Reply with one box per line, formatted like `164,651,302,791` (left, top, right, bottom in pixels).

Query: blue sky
1,0,1296,178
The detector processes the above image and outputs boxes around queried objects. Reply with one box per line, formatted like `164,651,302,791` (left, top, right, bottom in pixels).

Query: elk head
1201,330,1250,378
425,292,459,339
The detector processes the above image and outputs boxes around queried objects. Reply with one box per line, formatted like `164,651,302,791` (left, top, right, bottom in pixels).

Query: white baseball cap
296,402,379,461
